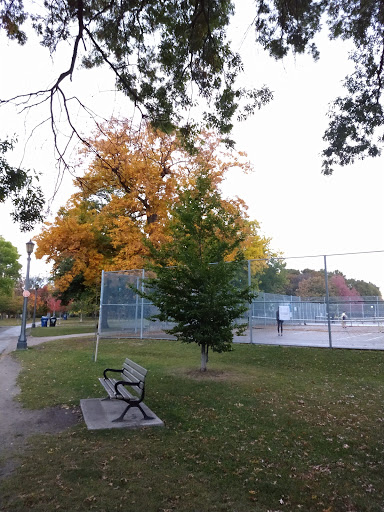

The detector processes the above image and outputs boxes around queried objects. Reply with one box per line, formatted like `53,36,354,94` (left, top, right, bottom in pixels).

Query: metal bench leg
137,404,154,420
112,403,154,422
112,404,131,422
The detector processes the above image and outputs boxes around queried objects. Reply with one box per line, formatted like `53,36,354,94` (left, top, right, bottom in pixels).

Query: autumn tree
35,122,273,299
283,268,379,299
296,274,331,298
140,172,253,372
35,198,110,298
330,274,360,298
24,284,51,318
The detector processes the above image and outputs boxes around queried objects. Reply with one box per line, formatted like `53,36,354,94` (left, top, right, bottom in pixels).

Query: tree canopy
1,0,383,175
35,122,273,301
0,139,44,231
255,0,384,174
0,0,271,158
0,235,22,296
261,266,382,298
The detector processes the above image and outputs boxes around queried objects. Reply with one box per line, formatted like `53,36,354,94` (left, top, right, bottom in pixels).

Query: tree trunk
200,343,207,372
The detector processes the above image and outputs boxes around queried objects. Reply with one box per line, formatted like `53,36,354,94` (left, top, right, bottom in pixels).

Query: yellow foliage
35,121,270,292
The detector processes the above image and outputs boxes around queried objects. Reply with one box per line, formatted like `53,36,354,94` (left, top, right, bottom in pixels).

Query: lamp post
32,285,38,328
17,240,35,350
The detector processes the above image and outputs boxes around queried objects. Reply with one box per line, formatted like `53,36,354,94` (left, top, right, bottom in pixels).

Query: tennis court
234,320,384,350
98,262,384,351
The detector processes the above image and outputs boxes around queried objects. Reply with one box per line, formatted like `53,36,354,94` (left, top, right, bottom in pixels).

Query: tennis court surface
234,321,384,350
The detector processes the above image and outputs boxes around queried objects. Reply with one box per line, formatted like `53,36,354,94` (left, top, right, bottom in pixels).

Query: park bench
99,358,153,422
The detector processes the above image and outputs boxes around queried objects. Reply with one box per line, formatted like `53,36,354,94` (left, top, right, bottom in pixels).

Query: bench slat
124,358,148,377
122,364,145,382
99,378,138,400
99,378,117,397
119,382,142,398
121,368,141,384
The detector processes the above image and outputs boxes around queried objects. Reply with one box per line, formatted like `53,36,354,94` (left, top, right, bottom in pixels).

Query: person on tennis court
341,312,347,328
276,309,284,336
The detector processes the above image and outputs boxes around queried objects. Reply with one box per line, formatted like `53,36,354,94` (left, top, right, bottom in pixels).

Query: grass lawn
1,338,384,511
28,318,97,337
0,318,21,327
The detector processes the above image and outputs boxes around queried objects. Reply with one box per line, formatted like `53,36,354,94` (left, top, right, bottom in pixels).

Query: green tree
0,0,271,158
258,258,288,293
0,236,22,295
0,139,44,231
254,0,384,173
1,1,383,172
141,172,253,371
345,278,382,298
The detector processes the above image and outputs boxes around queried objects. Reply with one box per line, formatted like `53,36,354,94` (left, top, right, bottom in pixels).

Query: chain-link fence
251,292,384,326
96,252,384,355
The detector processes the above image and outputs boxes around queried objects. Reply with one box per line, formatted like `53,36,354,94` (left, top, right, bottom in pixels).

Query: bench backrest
120,358,148,399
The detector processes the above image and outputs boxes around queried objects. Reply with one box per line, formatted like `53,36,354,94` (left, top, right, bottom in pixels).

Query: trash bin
41,316,48,327
49,317,57,327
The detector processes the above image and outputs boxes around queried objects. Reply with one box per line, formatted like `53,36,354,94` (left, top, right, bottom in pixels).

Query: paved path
0,326,91,481
0,325,93,356
0,325,24,356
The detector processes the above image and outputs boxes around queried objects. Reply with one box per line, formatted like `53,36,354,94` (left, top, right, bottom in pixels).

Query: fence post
324,255,333,348
140,268,145,339
248,260,253,344
94,270,105,362
135,275,139,334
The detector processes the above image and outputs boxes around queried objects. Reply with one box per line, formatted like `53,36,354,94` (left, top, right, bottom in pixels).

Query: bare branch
82,25,144,111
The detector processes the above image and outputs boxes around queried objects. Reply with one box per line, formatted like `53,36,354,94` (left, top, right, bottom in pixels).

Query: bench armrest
114,380,144,396
103,368,122,379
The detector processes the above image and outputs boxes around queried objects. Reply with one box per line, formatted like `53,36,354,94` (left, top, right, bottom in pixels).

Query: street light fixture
17,240,35,350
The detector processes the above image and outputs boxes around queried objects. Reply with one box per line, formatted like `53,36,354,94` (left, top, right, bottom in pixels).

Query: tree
35,122,270,299
258,258,288,294
281,268,379,298
0,291,23,318
0,139,44,231
140,172,253,372
346,278,382,298
0,1,271,160
254,0,384,173
296,274,332,298
0,236,22,295
330,274,360,298
1,1,383,174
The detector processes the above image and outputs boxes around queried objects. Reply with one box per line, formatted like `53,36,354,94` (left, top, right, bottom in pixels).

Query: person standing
276,309,284,336
341,312,347,329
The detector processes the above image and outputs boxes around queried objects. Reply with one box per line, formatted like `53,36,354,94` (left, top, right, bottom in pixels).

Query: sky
0,1,383,295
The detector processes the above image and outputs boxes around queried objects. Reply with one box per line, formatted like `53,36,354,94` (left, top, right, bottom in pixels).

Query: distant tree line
258,262,382,298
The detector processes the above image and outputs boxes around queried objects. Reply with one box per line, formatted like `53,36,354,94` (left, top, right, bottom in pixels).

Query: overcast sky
0,1,383,294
